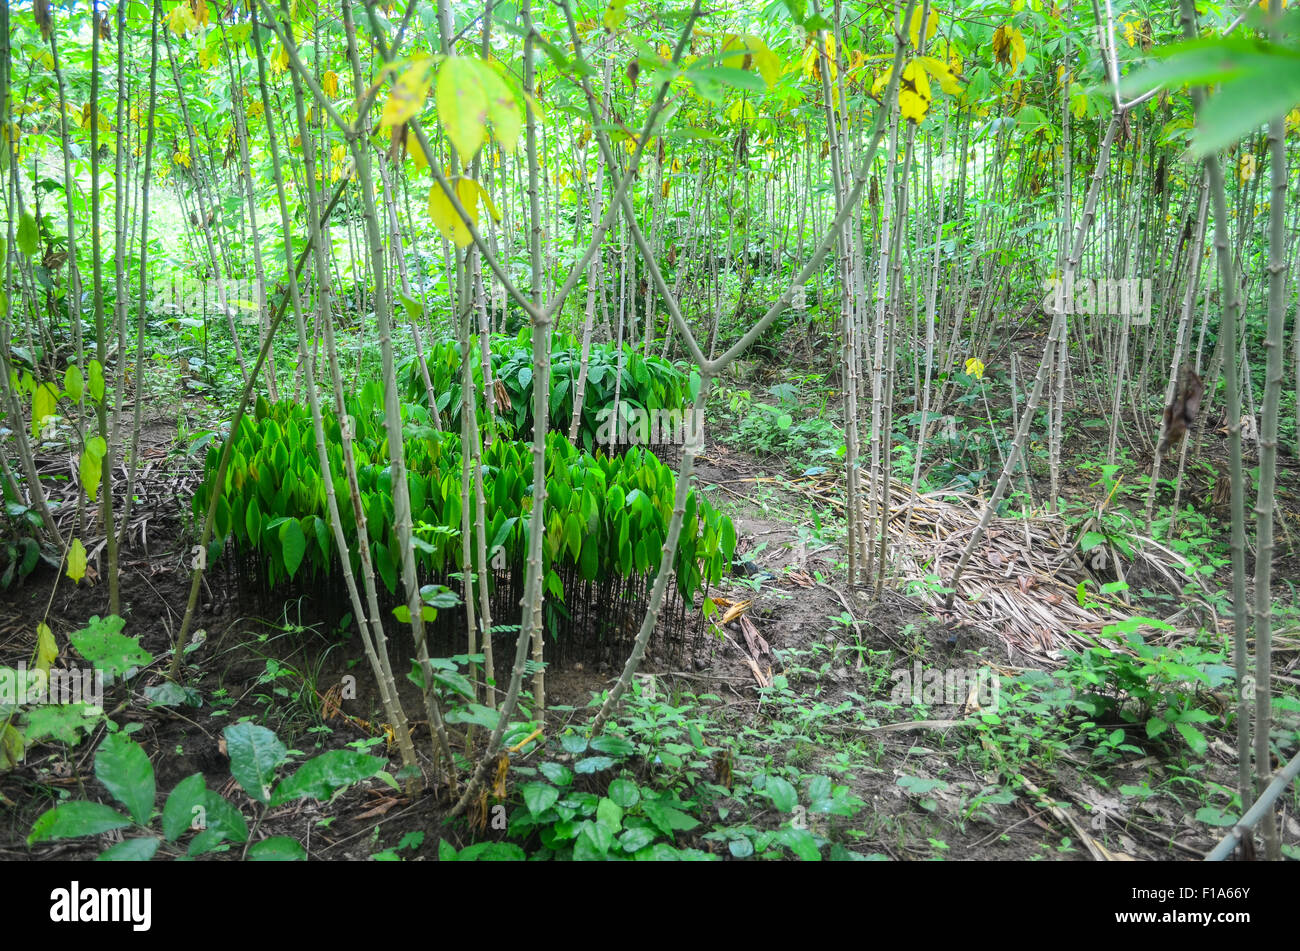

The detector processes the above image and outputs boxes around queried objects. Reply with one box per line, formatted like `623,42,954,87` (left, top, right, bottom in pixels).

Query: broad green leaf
270,750,388,807
69,615,152,678
1,723,24,768
64,364,84,401
608,778,640,808
279,518,307,580
640,800,700,836
94,732,156,825
521,782,559,816
188,790,250,855
21,704,101,745
247,836,306,860
28,801,132,844
162,773,207,843
17,212,38,257
79,448,103,502
763,775,798,812
96,837,160,861
87,359,105,402
223,722,287,806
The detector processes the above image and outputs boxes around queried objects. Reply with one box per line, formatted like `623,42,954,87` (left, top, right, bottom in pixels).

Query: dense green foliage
194,393,735,607
402,331,696,451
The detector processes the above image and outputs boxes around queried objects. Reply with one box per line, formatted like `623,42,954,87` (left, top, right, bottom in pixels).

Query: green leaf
444,703,500,729
29,802,132,844
279,518,307,580
728,836,755,858
188,790,250,856
17,212,38,257
247,836,306,861
64,364,84,401
223,722,288,806
619,826,657,852
773,826,821,861
608,778,640,808
87,359,105,403
21,704,100,745
596,797,623,833
245,496,262,545
70,615,153,679
94,733,156,825
1080,531,1107,553
270,750,388,807
521,782,559,816
763,775,798,813
640,800,700,836
162,773,207,843
590,735,635,757
96,837,161,861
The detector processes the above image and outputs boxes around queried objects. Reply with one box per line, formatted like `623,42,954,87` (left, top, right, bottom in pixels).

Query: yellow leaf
381,55,433,129
437,57,488,163
1238,152,1257,183
407,129,428,170
965,357,985,380
273,45,289,75
167,3,196,36
429,182,471,247
745,35,782,87
898,60,932,122
323,70,339,98
37,623,58,675
909,6,939,47
67,538,87,583
918,55,962,95
602,0,629,31
1286,107,1300,136
991,24,1026,72
727,99,756,123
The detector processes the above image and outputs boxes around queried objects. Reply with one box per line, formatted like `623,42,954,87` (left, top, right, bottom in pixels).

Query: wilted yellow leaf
67,538,87,583
36,623,58,675
323,69,339,98
965,357,985,380
991,24,1026,71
